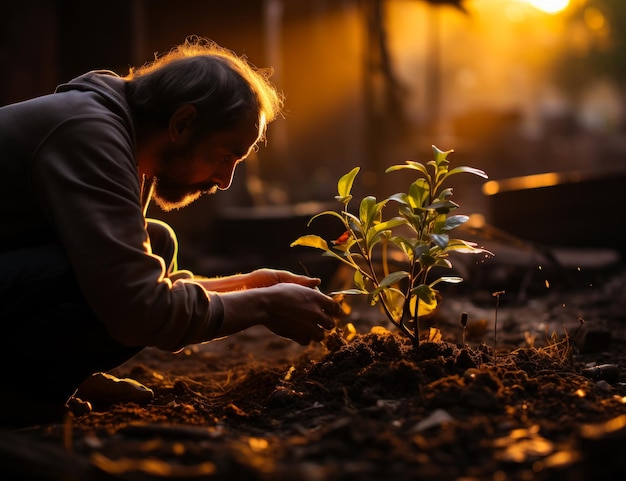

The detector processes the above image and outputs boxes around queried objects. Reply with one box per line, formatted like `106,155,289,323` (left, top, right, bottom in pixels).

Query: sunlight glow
525,0,570,14
584,7,606,31
482,171,581,195
248,437,269,451
581,414,626,439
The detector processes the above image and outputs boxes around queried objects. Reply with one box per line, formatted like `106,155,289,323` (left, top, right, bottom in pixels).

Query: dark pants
0,220,177,411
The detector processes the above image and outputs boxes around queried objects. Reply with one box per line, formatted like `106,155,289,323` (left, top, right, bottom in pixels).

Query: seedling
492,290,505,363
291,145,492,347
461,312,469,346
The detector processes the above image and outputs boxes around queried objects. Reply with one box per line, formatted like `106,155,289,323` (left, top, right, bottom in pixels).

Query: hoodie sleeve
31,108,223,352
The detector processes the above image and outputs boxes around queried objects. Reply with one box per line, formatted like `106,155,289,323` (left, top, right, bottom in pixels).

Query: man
0,36,341,425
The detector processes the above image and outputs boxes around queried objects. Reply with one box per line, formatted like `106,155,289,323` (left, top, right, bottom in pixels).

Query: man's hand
216,282,343,345
260,283,342,344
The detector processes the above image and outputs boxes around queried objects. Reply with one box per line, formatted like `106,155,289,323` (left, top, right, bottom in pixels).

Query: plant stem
461,312,468,346
492,291,505,364
380,292,413,339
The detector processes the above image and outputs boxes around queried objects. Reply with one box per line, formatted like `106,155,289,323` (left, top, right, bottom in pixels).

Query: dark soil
3,255,626,481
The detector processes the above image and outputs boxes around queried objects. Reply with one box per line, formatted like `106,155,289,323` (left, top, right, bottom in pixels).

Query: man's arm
211,282,342,345
193,268,321,292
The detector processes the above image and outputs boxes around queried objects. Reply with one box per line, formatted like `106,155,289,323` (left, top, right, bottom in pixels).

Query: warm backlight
481,171,581,195
526,0,570,14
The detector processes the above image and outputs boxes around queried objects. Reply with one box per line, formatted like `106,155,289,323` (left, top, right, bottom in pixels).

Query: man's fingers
317,304,339,331
323,298,344,317
295,325,326,345
318,316,336,331
300,276,321,288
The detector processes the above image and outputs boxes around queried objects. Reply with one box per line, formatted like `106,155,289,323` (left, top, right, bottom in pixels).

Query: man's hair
125,36,283,140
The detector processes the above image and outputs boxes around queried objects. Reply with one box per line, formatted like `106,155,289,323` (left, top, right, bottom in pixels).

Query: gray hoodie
0,71,223,351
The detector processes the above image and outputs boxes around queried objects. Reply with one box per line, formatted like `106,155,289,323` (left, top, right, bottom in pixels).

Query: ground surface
2,249,626,481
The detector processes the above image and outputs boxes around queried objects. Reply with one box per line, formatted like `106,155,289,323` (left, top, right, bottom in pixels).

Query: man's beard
152,179,218,212
150,147,217,211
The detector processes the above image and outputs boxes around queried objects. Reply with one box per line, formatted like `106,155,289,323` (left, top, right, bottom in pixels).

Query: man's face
152,118,261,211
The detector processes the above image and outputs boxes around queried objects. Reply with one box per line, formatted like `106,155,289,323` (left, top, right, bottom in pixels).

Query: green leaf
370,284,404,304
408,179,430,209
413,243,431,258
359,196,377,227
377,288,405,323
397,204,423,230
442,215,469,231
430,233,449,249
387,192,409,205
432,212,448,234
446,165,488,179
373,199,388,220
435,188,454,201
447,239,494,255
391,236,415,261
378,270,409,287
432,145,454,166
330,288,368,296
385,161,429,178
290,235,329,251
433,258,453,269
429,200,459,212
431,276,464,286
345,212,363,231
411,283,438,302
337,167,360,203
420,253,437,267
365,232,386,256
354,269,366,290
377,217,406,230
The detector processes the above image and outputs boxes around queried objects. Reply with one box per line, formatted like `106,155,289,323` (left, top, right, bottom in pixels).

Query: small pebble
581,364,619,384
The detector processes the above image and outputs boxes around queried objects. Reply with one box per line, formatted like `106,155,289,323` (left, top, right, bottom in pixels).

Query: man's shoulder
54,71,131,123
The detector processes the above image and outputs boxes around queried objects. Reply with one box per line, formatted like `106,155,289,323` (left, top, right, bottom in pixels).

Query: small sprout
492,291,505,363
461,311,468,346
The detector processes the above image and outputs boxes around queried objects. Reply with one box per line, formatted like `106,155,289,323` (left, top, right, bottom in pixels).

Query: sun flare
525,0,570,14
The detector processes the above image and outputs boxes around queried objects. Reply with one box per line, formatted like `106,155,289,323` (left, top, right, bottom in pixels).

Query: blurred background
3,0,625,281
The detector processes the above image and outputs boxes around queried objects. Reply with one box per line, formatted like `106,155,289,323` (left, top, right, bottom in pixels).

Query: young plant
291,145,492,347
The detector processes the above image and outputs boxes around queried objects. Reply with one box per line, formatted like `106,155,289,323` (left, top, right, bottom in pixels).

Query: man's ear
169,104,197,142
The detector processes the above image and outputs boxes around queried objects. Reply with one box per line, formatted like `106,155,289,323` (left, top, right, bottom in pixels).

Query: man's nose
215,162,238,190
